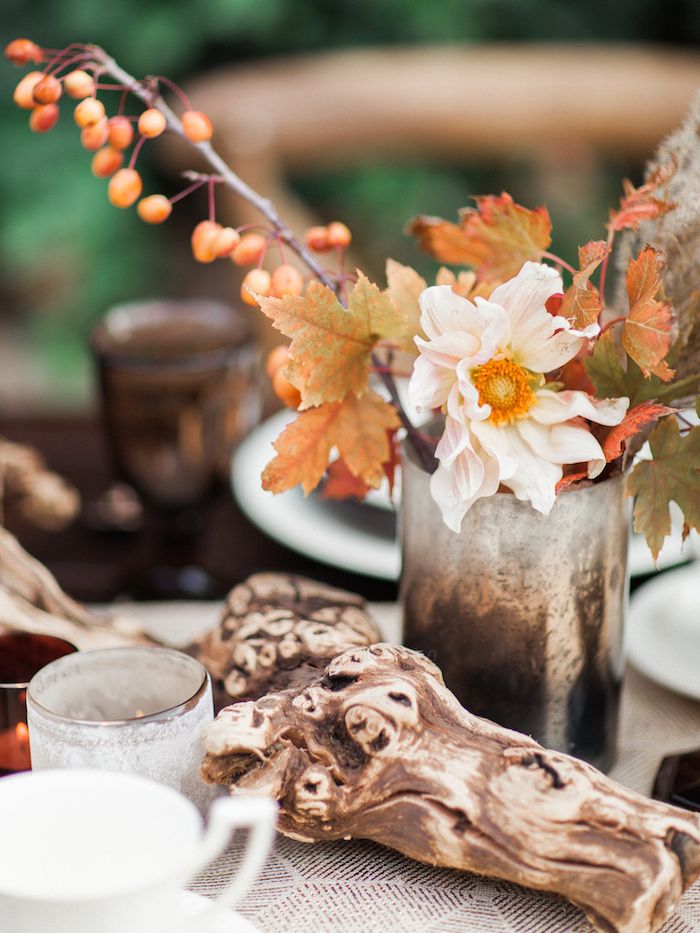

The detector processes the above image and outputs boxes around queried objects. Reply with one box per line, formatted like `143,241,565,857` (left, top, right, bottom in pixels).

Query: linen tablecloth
124,600,700,932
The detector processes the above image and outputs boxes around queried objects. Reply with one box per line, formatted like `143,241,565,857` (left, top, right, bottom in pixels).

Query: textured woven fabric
126,600,700,932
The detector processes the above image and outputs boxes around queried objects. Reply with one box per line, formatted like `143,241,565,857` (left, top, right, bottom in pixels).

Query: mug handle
185,796,277,909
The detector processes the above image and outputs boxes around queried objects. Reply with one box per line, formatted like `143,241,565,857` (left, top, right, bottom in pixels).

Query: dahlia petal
451,362,491,422
469,418,519,479
414,332,481,370
471,298,511,362
408,354,455,411
498,425,562,515
418,285,481,341
489,262,563,334
516,418,606,476
530,389,629,426
430,423,500,532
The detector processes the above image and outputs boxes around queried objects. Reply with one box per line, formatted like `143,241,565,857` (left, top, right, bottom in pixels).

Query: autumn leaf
385,259,426,348
408,192,552,282
262,391,400,495
626,415,700,559
558,240,606,330
258,272,405,408
608,162,676,232
555,470,589,492
601,401,676,462
622,247,675,381
321,459,370,501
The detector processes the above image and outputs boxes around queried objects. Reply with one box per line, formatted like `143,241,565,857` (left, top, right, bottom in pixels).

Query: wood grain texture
196,573,380,706
203,643,700,933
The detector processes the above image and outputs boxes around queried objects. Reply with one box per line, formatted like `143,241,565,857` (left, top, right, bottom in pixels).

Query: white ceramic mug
0,769,276,933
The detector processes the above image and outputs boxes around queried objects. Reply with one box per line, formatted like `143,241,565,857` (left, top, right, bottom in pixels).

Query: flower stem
541,251,577,276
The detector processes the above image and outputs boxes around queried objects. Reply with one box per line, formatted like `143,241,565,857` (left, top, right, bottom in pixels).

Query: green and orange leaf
601,401,676,463
408,192,552,282
257,272,405,409
558,239,606,330
262,391,400,495
622,247,676,381
608,162,676,233
385,259,427,348
626,415,700,559
321,458,370,501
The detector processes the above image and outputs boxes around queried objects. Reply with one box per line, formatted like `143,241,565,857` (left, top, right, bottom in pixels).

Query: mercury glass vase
400,443,629,772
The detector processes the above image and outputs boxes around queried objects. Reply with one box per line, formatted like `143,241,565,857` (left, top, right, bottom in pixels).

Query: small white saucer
178,891,258,932
627,562,700,700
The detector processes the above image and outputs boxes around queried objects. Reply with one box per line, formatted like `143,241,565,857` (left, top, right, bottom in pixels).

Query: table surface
131,600,700,933
5,416,700,930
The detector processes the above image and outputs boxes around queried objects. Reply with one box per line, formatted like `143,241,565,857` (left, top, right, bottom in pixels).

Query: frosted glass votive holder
26,647,214,810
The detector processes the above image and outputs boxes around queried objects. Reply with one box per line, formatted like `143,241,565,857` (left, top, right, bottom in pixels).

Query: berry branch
88,46,339,297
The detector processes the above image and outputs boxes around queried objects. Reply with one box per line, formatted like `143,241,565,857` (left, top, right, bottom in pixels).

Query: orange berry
63,69,94,100
271,264,304,298
107,116,133,150
13,71,43,109
108,168,143,208
211,226,240,258
181,110,213,142
326,221,352,248
232,233,267,267
5,39,43,66
191,220,221,263
32,74,61,105
138,108,166,138
272,369,301,410
74,97,105,128
266,345,291,380
81,117,109,151
137,195,172,224
241,269,272,306
91,146,123,178
29,103,59,133
305,225,330,251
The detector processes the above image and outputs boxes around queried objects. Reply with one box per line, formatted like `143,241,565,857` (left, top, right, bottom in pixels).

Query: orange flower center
472,358,535,424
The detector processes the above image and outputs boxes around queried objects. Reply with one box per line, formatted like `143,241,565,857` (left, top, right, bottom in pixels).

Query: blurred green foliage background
2,0,699,410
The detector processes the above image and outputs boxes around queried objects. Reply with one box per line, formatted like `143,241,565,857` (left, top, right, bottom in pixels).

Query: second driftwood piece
196,573,380,704
203,643,700,933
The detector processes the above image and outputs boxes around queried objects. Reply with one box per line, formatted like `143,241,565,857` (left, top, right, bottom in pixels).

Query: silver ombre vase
400,443,629,771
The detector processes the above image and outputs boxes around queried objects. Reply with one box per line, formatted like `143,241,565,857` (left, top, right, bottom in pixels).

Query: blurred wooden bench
178,43,700,235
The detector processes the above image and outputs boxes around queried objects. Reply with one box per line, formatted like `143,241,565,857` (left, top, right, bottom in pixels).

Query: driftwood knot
202,643,700,933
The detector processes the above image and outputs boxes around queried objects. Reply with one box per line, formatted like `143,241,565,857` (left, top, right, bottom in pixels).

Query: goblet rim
89,297,253,373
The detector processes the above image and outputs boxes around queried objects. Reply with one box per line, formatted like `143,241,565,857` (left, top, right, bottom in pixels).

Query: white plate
178,891,258,932
627,562,700,700
232,412,697,581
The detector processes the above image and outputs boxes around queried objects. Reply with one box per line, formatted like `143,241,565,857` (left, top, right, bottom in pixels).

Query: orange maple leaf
321,458,370,501
408,192,552,282
262,391,400,495
558,239,606,330
555,470,589,493
622,247,676,381
385,259,427,348
257,272,405,409
601,401,676,463
608,163,676,232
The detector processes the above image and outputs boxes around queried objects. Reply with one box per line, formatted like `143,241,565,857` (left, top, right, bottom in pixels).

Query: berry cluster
6,38,355,412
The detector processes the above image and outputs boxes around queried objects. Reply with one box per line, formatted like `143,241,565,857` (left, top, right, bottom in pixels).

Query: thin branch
87,46,437,470
89,46,338,297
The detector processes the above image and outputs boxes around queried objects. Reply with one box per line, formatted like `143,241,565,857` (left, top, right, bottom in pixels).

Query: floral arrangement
6,39,700,557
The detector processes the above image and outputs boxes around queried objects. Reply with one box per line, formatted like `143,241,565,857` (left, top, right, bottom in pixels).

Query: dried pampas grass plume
617,91,700,382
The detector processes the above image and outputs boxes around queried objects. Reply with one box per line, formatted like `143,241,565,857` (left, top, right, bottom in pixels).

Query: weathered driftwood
202,643,700,933
0,437,79,531
196,573,380,705
0,526,151,650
